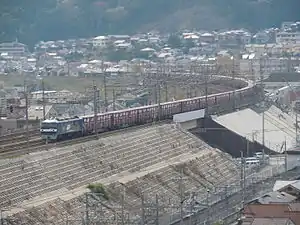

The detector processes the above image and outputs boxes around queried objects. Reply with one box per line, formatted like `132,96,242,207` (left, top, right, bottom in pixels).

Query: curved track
0,76,256,158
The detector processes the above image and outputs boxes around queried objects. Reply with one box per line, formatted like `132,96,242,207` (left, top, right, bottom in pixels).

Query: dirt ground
0,73,231,102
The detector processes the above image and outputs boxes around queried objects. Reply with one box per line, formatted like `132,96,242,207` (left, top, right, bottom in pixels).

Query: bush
87,183,109,200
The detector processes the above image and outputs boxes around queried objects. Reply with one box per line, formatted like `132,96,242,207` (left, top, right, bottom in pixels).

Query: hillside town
0,21,300,134
1,16,300,225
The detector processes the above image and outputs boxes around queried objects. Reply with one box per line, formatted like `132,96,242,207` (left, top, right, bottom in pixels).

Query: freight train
40,77,259,141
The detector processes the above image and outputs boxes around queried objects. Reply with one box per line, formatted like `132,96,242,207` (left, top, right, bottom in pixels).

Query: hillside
0,0,299,46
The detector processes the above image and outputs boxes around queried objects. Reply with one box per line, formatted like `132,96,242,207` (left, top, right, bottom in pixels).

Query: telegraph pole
103,73,108,112
112,88,116,111
85,193,90,225
204,66,209,115
179,167,185,225
93,80,97,134
24,80,29,148
260,57,265,160
42,78,46,120
157,82,161,121
121,192,125,225
165,81,168,102
141,195,145,225
156,194,159,225
240,151,245,210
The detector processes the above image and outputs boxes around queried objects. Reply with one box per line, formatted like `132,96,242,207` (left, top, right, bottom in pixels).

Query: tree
87,183,109,200
213,220,224,225
167,34,182,48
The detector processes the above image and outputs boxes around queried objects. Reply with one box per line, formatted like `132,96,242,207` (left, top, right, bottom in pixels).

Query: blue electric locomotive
40,116,84,141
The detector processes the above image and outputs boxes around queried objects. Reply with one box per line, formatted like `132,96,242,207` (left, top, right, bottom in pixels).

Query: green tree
167,34,182,48
213,221,224,225
87,183,109,200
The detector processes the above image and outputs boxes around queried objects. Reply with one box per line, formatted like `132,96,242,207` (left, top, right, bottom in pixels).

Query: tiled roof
244,203,300,225
242,218,294,225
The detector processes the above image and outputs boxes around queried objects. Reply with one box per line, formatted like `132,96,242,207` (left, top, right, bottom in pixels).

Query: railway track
0,139,44,154
0,121,171,159
0,79,250,159
0,130,40,146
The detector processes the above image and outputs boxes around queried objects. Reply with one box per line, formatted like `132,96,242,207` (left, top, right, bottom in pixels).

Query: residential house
273,180,300,198
241,217,295,225
216,52,240,75
28,105,56,120
92,36,109,48
253,31,271,44
199,33,215,43
108,35,131,43
239,53,258,78
242,203,300,225
249,191,297,204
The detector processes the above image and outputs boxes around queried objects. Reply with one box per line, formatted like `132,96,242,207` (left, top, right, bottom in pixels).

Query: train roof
82,76,253,119
42,116,82,123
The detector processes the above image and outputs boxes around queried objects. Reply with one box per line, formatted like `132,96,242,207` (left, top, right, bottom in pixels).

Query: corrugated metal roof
251,191,297,204
213,106,295,153
173,109,205,123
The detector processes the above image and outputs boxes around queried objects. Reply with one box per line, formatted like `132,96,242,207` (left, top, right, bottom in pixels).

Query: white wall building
92,36,109,48
276,32,300,44
239,54,297,79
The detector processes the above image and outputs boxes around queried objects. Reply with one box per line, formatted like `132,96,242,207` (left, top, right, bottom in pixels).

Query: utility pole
24,80,29,148
246,138,249,157
121,192,125,225
165,81,168,102
42,78,46,120
155,194,159,225
189,193,195,225
93,80,97,135
85,193,90,225
112,88,116,111
103,73,108,112
179,167,185,225
204,65,208,115
206,189,211,225
240,151,245,210
260,57,265,160
284,140,288,172
141,195,145,225
157,82,161,121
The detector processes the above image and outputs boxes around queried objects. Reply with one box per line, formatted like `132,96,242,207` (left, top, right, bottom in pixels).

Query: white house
93,36,109,48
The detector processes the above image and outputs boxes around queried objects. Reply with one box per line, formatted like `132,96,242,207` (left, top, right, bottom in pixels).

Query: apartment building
0,41,28,56
276,32,300,44
92,36,109,48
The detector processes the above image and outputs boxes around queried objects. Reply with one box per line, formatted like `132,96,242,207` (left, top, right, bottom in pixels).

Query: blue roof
42,117,82,123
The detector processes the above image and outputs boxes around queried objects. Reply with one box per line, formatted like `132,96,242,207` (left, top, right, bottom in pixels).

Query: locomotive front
40,119,59,141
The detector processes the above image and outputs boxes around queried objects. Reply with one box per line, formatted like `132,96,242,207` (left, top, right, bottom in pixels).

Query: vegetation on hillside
87,183,109,200
0,0,299,46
